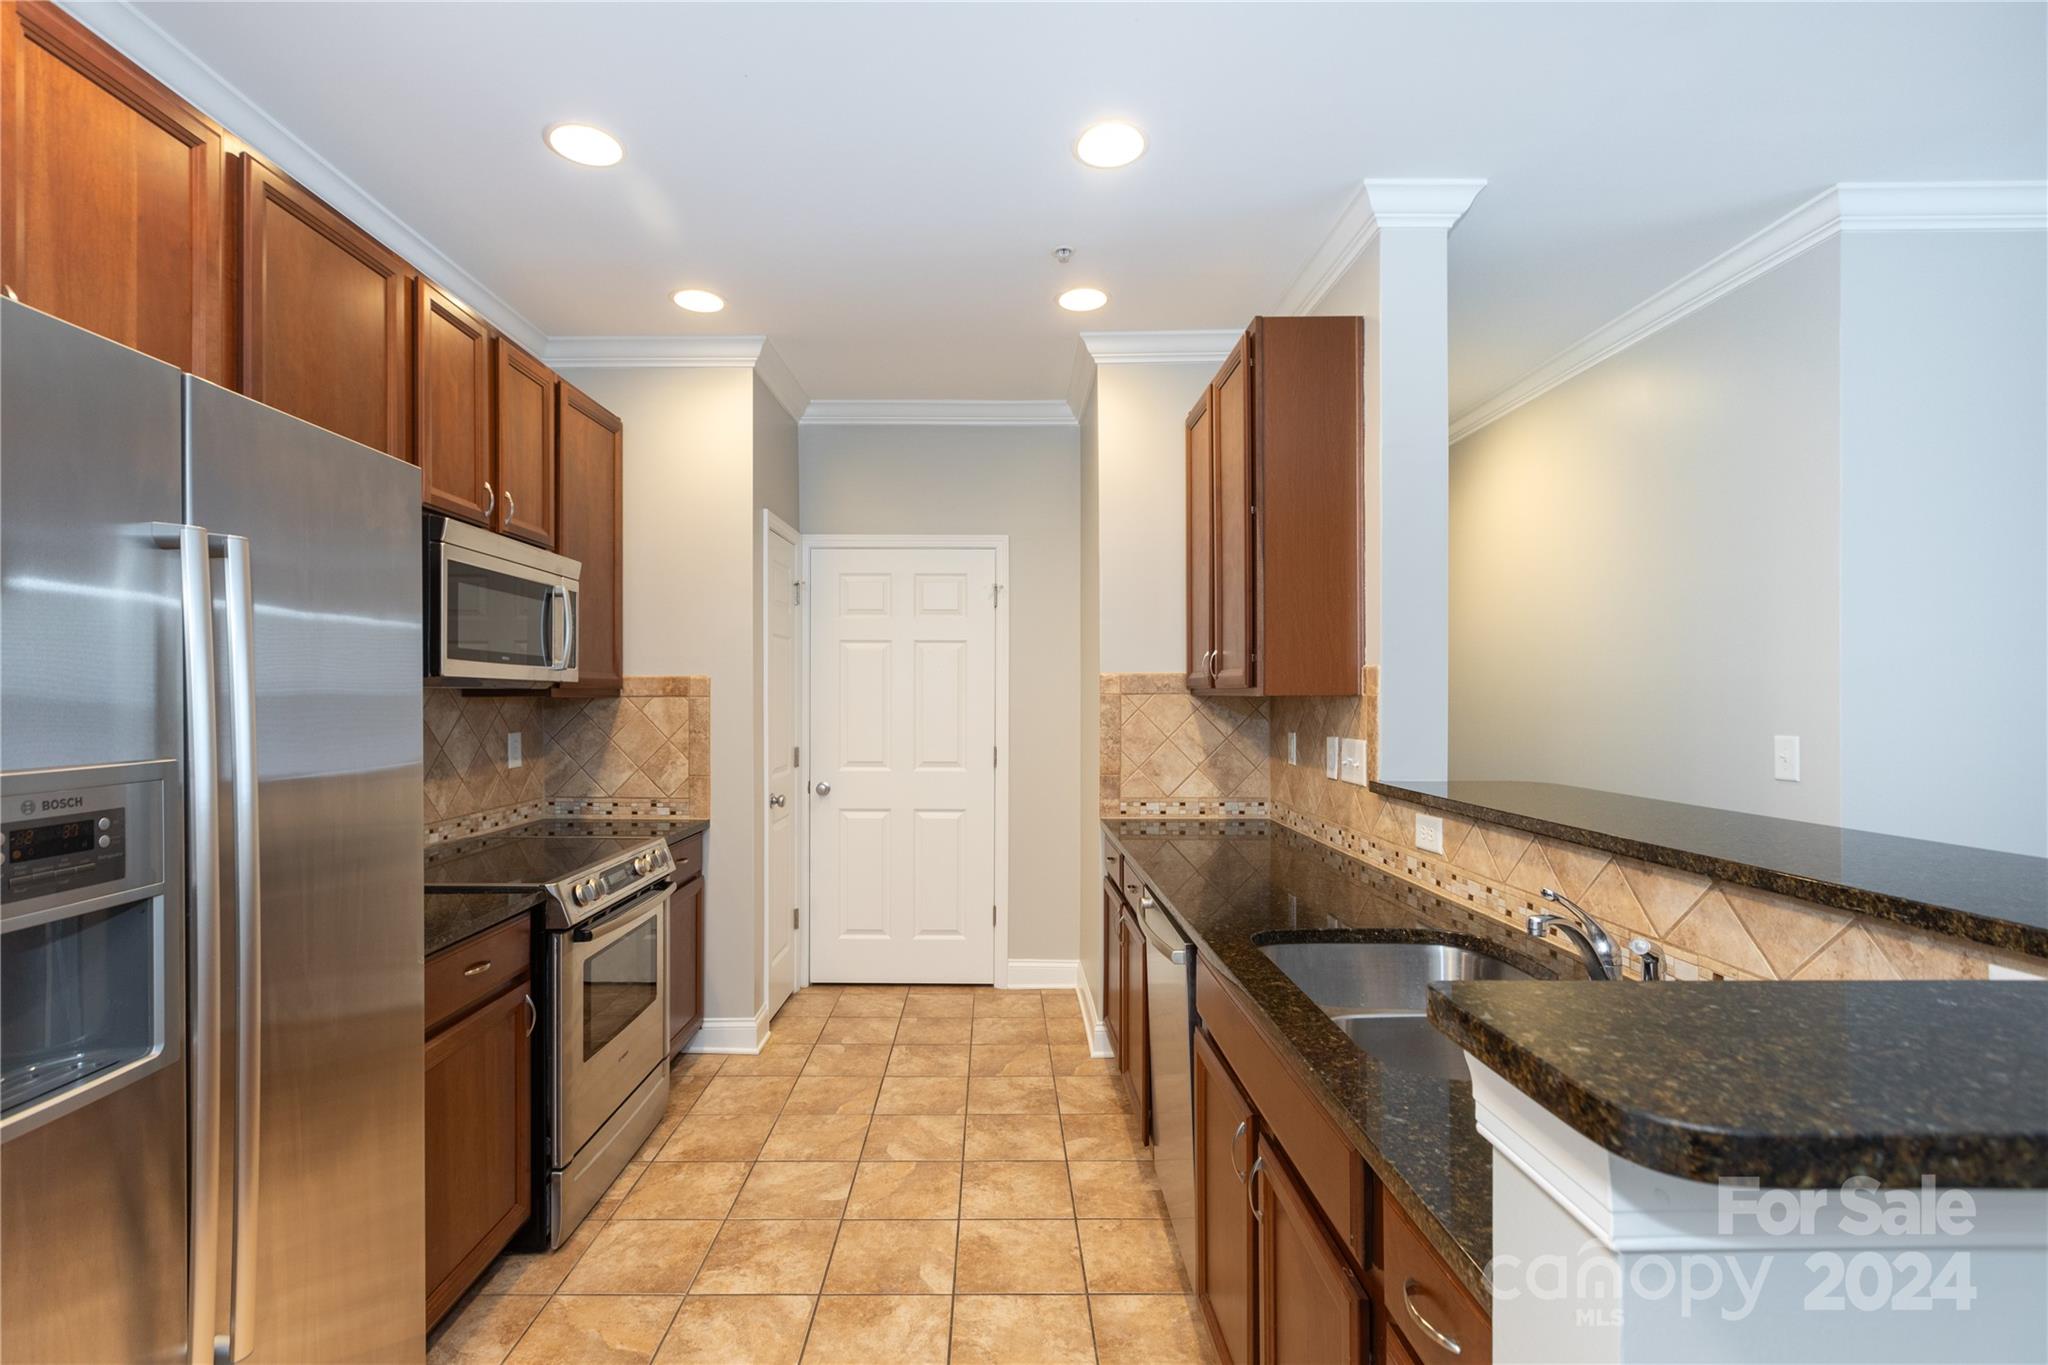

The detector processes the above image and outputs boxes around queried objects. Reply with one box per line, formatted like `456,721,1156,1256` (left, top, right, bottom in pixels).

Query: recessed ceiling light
1058,287,1108,313
1075,121,1145,169
672,288,725,313
545,123,623,167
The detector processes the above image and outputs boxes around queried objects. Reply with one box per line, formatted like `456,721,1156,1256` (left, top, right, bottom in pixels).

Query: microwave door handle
556,580,573,671
214,534,262,1364
154,523,225,1365
550,581,569,670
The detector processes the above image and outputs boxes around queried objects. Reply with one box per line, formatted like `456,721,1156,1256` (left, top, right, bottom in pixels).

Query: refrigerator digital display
8,816,104,864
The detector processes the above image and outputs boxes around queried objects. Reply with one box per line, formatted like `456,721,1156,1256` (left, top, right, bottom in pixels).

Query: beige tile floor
430,984,1218,1365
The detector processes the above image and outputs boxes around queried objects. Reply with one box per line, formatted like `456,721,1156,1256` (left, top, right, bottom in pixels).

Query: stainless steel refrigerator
1,299,426,1362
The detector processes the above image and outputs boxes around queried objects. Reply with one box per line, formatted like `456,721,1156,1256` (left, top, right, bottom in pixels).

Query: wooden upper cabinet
1185,387,1217,690
413,278,491,522
1,1,225,381
492,338,557,547
1186,316,1365,696
554,379,624,697
237,155,411,458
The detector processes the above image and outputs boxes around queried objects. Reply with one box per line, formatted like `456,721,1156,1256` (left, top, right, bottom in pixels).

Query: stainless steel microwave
425,515,580,687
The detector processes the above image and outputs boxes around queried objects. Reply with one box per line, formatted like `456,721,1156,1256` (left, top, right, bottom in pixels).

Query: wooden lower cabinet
1102,881,1125,1060
668,869,704,1055
1194,1027,1258,1365
1256,1135,1368,1365
424,965,532,1328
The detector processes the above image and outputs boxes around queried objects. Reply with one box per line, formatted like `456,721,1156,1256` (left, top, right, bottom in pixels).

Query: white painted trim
1449,180,2048,443
799,534,1011,987
1074,971,1114,1059
1279,181,1380,316
62,0,548,355
1002,959,1078,990
761,510,803,1023
545,335,771,369
1359,177,1487,229
799,399,1076,427
753,341,811,424
686,1002,772,1055
1065,339,1097,423
1080,330,1241,365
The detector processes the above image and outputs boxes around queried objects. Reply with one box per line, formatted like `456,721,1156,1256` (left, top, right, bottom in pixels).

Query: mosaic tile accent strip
1099,673,1269,818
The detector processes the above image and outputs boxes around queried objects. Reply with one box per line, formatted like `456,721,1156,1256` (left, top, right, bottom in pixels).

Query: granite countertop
1429,980,2048,1189
424,889,545,957
1375,778,2048,959
1102,818,1582,1302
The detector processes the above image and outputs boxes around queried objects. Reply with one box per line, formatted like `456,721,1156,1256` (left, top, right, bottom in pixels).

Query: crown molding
800,399,1077,427
752,340,810,422
1280,182,1379,316
544,335,771,369
1448,181,2048,445
1066,339,1098,421
1360,178,1488,230
1080,330,1240,366
62,0,548,355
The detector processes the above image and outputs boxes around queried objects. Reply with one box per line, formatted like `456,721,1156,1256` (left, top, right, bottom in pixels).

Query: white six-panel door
808,544,997,983
764,516,799,1016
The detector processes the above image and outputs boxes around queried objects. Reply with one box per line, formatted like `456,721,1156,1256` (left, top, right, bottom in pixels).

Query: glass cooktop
424,833,660,891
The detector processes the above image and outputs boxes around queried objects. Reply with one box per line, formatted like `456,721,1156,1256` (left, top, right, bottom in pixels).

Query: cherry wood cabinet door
2,1,225,381
1116,899,1150,1138
424,980,532,1328
1194,1027,1258,1365
413,278,491,524
237,155,410,458
1211,336,1257,691
493,338,557,546
668,874,704,1055
1102,881,1125,1061
1255,1136,1367,1365
554,380,624,697
1185,385,1217,689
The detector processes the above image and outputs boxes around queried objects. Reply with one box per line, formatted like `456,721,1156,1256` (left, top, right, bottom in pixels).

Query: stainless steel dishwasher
1135,883,1198,1275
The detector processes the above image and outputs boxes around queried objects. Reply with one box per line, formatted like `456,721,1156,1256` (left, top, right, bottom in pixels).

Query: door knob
814,781,832,796
769,793,786,808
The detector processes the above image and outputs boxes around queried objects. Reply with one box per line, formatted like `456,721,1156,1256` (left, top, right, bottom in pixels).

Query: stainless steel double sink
1257,941,1531,1081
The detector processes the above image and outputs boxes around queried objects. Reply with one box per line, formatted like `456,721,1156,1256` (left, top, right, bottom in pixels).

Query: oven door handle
569,881,673,942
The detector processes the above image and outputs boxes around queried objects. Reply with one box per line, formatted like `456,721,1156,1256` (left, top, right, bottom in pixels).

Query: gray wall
1839,231,2048,854
1450,241,1845,823
799,421,1084,965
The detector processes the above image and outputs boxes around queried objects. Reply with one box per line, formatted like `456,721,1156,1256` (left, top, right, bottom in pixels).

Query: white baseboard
1074,970,1114,1059
686,1002,772,1055
1003,958,1078,989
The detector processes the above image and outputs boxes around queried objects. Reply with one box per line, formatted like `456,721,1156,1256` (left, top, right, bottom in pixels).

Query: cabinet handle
1401,1280,1463,1356
1247,1154,1265,1222
462,960,493,977
524,994,537,1037
504,489,516,525
1229,1119,1249,1182
482,481,496,518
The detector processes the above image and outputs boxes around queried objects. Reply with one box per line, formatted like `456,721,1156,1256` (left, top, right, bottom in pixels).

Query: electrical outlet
1773,734,1800,782
1287,731,1298,765
1415,813,1445,854
1324,737,1340,779
1339,738,1367,787
506,731,523,769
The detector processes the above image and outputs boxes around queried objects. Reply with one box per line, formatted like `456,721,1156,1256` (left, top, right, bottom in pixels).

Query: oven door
431,535,579,686
553,885,669,1161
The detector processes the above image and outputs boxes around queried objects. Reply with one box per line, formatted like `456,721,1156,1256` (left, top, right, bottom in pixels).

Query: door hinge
992,904,998,926
991,584,1003,607
793,745,801,767
793,906,800,929
793,580,803,606
993,746,999,769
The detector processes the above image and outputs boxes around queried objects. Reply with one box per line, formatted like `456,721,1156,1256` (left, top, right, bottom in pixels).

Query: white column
1365,179,1484,782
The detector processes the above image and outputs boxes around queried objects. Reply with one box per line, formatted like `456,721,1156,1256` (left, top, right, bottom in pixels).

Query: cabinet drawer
427,915,532,1035
1196,957,1368,1265
1381,1186,1491,1365
669,832,705,883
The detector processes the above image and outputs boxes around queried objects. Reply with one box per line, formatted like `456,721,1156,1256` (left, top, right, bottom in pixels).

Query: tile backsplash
423,676,709,843
1099,672,1269,819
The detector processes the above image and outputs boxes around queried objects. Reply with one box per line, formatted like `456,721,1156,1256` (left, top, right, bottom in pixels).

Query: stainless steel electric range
426,828,675,1245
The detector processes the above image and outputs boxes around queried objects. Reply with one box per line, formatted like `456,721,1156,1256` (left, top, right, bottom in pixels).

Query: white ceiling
126,1,2046,412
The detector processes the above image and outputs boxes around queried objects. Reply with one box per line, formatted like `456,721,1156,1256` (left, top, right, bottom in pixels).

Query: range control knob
633,852,654,876
571,878,599,906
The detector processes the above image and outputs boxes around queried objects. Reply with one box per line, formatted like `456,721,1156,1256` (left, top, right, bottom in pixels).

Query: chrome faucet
1526,888,1620,980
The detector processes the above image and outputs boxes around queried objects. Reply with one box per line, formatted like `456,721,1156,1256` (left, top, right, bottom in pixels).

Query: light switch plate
1287,731,1298,765
506,731,523,769
1415,813,1445,854
1339,737,1367,786
1773,734,1800,782
1324,737,1340,780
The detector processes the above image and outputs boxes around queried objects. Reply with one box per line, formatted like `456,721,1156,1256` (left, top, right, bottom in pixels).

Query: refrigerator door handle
153,522,225,1365
214,533,262,1364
